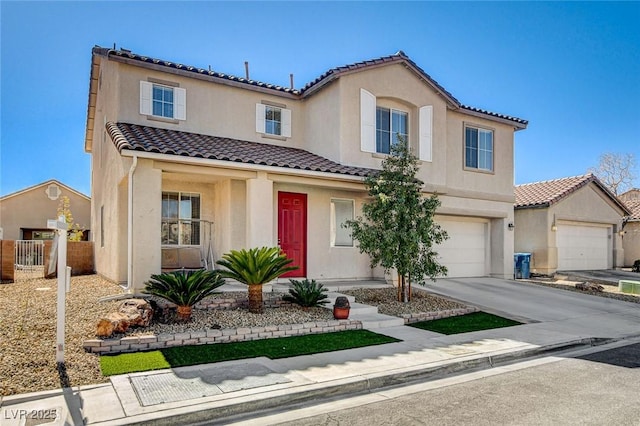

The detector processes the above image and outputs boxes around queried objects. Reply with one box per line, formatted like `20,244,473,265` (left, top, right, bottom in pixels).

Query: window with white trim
153,85,174,118
465,126,493,171
140,81,186,120
376,107,408,154
330,199,354,247
161,192,201,245
256,103,291,137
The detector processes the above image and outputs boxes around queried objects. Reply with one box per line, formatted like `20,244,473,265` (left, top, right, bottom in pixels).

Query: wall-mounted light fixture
508,222,515,230
551,214,557,231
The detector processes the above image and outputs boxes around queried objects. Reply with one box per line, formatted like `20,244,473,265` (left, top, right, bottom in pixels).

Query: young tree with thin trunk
345,137,448,303
56,195,84,241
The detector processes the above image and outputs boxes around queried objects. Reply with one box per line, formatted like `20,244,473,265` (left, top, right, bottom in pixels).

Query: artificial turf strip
100,330,400,376
101,350,170,376
408,311,523,335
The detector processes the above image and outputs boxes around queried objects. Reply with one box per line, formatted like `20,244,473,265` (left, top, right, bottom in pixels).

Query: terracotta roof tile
515,174,600,208
515,174,631,215
623,199,640,220
106,122,376,178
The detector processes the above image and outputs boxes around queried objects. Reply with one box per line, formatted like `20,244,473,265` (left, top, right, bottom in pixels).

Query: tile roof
623,199,640,220
515,174,631,215
94,47,527,127
106,122,376,178
515,174,596,209
96,47,302,95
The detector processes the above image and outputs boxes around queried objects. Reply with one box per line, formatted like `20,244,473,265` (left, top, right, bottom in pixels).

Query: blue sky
1,1,639,197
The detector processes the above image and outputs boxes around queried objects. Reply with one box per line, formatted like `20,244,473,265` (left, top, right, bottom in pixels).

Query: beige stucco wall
106,59,518,205
272,182,377,281
515,182,626,275
88,53,525,286
337,65,448,187
112,61,307,151
0,183,90,241
623,222,640,266
514,207,556,275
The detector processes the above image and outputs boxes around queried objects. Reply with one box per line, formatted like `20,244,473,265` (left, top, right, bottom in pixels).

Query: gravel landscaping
0,275,474,396
342,286,468,316
523,276,640,304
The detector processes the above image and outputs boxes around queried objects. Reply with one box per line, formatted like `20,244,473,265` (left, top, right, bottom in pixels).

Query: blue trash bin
514,253,531,279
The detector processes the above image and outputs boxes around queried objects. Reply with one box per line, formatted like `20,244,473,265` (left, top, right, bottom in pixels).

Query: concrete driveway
422,277,640,342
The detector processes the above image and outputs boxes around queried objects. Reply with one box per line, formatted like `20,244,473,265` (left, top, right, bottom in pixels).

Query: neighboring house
619,189,640,266
85,46,527,291
514,174,630,275
0,179,90,241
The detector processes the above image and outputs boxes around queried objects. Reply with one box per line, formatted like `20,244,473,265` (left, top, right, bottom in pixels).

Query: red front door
278,192,307,278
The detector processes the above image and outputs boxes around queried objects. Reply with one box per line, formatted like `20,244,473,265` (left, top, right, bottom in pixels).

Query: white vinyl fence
15,240,45,280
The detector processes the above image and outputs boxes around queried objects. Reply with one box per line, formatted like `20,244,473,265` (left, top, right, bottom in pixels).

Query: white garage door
436,218,488,277
557,224,611,270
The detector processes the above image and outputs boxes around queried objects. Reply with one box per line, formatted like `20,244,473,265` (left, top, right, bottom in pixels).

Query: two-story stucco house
84,46,527,291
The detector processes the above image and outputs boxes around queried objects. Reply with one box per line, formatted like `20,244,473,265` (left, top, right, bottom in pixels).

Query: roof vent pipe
290,73,294,90
244,61,249,80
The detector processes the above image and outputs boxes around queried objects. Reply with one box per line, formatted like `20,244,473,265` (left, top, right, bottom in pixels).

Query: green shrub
143,270,225,321
283,279,329,308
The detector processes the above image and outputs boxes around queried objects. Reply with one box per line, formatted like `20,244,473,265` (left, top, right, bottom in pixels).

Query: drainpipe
126,155,138,292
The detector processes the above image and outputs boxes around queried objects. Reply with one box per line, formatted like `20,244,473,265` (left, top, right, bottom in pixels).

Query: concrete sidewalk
2,278,640,425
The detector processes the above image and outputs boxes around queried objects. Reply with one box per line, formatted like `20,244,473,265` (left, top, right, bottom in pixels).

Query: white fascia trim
119,149,368,184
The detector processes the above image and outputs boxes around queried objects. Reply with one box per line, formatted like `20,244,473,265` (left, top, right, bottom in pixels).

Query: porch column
131,159,162,292
246,172,274,248
490,217,514,279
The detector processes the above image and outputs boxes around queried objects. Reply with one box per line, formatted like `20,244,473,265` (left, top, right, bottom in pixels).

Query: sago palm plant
283,279,329,309
216,247,298,313
143,269,225,321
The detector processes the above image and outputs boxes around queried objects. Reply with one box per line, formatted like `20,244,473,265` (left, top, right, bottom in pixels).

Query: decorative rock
575,282,604,292
96,298,154,337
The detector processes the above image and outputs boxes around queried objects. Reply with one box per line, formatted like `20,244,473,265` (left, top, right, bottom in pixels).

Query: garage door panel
557,224,610,270
436,219,487,278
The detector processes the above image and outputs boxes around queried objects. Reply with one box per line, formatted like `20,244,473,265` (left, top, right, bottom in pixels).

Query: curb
94,335,635,425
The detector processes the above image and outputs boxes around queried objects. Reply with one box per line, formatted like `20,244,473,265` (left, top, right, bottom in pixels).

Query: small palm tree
143,270,225,321
216,247,298,313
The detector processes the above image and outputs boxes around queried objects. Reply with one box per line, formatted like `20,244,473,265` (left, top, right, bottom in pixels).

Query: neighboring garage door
436,218,488,277
557,224,611,270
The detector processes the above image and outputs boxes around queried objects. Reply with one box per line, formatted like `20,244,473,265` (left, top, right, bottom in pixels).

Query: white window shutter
174,87,186,120
281,108,292,138
140,81,152,115
419,105,433,162
256,103,266,133
360,88,376,153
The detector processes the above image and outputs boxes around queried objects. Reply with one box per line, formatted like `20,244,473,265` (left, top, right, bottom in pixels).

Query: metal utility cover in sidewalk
130,362,292,406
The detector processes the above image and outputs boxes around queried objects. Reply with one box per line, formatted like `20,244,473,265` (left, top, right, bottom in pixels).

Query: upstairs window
465,126,493,171
256,103,291,137
265,106,282,135
376,107,408,154
153,85,174,118
361,89,431,161
161,192,200,246
140,81,186,120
